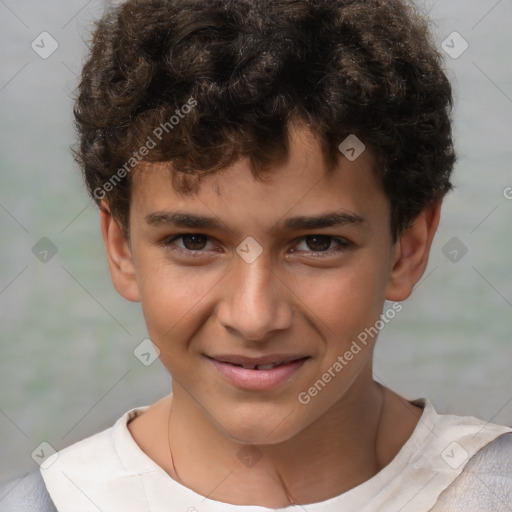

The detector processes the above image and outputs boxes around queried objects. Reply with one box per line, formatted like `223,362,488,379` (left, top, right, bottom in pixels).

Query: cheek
134,261,227,413
135,257,223,358
299,258,389,342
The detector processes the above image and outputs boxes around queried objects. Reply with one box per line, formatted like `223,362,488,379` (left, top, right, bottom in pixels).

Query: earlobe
99,203,140,302
385,202,442,302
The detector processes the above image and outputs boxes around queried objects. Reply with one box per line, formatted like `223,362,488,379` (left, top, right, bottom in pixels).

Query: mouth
231,361,293,370
205,354,310,390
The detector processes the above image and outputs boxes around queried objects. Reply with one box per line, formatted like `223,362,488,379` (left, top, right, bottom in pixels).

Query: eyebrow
281,211,366,230
145,210,367,232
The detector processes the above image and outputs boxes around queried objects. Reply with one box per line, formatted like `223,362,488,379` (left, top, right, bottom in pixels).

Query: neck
165,378,412,508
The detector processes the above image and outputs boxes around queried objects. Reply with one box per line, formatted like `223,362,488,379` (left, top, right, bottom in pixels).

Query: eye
163,234,216,256
293,235,351,256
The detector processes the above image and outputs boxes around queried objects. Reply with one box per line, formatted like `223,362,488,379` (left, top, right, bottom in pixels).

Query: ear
385,202,442,302
99,202,140,302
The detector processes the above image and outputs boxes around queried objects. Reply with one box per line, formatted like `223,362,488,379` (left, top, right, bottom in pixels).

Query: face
112,125,405,445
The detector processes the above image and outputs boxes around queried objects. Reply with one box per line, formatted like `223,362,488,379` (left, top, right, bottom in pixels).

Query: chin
215,407,304,446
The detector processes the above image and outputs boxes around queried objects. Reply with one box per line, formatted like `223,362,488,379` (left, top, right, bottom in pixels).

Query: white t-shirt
40,397,512,511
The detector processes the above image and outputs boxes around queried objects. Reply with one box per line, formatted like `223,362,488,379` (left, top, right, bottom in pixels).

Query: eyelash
161,234,351,258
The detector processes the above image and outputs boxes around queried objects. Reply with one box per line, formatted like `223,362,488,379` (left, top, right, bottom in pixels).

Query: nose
217,255,294,342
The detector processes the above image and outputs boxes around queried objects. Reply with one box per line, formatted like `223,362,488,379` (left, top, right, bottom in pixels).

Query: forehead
129,125,389,234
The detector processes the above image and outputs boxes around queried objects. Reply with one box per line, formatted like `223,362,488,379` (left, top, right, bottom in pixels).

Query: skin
100,122,440,507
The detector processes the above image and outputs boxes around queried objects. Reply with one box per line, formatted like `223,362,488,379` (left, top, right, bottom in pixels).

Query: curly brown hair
74,0,455,241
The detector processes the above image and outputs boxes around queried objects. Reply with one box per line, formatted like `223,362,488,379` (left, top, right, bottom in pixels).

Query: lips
205,354,310,390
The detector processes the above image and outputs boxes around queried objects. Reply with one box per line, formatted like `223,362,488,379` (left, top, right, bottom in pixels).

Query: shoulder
41,416,124,482
467,431,512,473
0,470,57,512
39,407,154,511
0,413,136,512
432,432,512,511
0,426,119,512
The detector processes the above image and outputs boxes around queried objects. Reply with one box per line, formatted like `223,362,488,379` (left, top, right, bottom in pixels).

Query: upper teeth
257,363,280,370
241,362,282,370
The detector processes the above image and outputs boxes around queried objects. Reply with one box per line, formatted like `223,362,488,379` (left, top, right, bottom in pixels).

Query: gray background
1,0,511,483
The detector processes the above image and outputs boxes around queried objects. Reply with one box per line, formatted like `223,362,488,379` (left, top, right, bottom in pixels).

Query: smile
205,355,310,391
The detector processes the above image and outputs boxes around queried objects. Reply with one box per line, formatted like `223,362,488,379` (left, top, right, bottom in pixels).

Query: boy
1,0,511,510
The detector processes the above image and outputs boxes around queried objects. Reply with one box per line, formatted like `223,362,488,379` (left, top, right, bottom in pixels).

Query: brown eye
304,235,333,252
293,235,351,257
161,233,217,258
181,234,208,250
